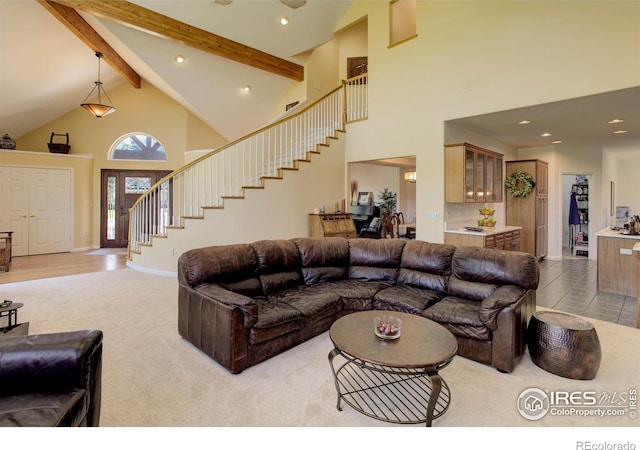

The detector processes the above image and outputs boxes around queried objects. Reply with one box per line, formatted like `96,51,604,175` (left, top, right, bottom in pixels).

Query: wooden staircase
127,75,367,271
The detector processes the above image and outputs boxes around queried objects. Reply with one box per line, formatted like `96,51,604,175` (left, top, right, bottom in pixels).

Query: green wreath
505,171,536,197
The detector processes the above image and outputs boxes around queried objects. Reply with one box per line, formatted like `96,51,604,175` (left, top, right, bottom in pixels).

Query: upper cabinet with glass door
445,143,503,203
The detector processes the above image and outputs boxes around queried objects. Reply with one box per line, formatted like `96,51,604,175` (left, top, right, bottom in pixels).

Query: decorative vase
1,134,16,150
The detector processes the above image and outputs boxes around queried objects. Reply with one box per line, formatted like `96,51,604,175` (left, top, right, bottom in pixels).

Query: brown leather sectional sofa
177,237,539,374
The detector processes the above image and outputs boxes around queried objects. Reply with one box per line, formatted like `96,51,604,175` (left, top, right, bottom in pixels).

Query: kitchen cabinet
444,227,521,251
309,213,356,238
597,229,639,297
444,143,503,203
505,159,548,259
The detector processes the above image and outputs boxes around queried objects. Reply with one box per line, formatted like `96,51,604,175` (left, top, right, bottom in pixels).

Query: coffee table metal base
328,348,451,426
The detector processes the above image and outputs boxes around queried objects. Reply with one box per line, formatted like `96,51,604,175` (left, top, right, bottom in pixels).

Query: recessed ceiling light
242,85,251,93
280,17,289,25
518,120,532,125
175,55,185,64
613,129,628,134
552,140,563,144
541,132,552,137
608,118,624,124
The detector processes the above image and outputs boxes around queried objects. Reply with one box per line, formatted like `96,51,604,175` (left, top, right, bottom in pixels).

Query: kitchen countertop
596,227,640,240
445,225,522,236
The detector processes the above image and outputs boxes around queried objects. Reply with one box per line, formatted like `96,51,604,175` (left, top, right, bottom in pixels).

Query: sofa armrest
479,285,526,330
192,283,258,328
491,290,536,372
179,282,257,373
0,330,103,426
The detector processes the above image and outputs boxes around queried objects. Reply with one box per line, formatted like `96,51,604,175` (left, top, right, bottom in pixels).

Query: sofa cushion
0,390,87,427
398,240,455,291
291,237,349,284
448,277,498,303
373,285,444,315
424,296,490,341
178,244,261,297
270,291,343,322
250,240,303,294
451,246,540,290
248,298,304,344
277,279,389,311
347,238,405,282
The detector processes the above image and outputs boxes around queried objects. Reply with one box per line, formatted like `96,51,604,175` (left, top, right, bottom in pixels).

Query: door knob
120,206,128,216
30,215,36,218
21,214,27,218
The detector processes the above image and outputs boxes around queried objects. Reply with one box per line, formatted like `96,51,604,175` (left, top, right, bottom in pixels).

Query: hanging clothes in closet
569,190,581,253
569,191,580,226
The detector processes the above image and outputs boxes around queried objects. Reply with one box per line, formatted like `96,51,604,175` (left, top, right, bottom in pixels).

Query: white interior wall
398,169,416,223
614,151,640,217
348,163,400,211
338,1,640,260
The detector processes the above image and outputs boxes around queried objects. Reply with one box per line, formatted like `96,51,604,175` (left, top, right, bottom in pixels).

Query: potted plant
378,188,397,215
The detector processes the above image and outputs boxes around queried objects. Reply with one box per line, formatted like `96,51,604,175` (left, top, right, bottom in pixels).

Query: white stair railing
128,74,367,256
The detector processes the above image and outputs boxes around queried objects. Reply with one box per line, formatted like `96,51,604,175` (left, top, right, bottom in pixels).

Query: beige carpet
2,268,639,444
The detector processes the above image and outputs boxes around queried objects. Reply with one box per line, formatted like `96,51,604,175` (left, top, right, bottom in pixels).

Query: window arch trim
108,132,167,161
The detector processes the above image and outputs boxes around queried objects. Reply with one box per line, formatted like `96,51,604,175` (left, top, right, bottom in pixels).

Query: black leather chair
359,213,395,238
0,329,103,427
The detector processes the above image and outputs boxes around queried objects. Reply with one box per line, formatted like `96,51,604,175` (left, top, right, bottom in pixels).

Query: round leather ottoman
527,311,602,380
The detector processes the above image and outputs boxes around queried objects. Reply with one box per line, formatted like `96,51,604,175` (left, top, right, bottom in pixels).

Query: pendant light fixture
80,52,116,118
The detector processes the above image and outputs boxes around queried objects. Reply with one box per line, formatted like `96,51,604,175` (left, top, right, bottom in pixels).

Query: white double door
0,166,72,256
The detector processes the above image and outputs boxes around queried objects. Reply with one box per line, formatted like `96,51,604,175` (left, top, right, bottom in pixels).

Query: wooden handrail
128,74,368,257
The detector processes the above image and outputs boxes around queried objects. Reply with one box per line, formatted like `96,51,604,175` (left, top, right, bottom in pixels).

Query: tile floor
537,248,638,328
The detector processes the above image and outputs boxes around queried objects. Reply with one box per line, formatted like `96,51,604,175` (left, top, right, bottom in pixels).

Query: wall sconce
404,171,416,183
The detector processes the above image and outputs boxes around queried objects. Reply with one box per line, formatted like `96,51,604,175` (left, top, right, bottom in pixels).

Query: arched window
109,133,167,161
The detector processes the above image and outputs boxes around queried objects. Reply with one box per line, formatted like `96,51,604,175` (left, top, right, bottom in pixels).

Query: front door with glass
100,170,171,248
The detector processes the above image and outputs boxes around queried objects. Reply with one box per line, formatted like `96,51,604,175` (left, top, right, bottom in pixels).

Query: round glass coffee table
328,311,458,426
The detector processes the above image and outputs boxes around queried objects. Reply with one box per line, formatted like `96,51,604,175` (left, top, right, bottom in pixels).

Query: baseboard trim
126,260,176,277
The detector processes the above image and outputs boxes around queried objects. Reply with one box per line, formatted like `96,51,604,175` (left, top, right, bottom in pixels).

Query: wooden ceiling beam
39,0,141,89
52,0,305,82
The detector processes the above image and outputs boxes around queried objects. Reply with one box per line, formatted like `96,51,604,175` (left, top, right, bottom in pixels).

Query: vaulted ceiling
2,1,639,153
0,0,352,142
